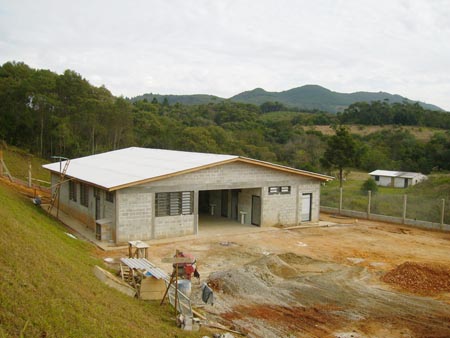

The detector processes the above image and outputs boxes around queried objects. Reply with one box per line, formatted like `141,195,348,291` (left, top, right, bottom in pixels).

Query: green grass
1,146,50,184
0,183,208,337
321,171,450,223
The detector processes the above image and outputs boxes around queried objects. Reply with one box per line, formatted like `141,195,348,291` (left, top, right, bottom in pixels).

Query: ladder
48,159,70,213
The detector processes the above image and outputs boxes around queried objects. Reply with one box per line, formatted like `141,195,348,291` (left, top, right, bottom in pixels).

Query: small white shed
369,170,427,188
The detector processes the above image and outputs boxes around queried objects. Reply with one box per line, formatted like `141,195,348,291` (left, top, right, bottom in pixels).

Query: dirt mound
208,254,291,297
208,255,298,305
382,262,450,294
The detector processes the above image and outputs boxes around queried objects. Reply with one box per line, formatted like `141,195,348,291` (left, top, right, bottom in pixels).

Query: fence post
441,199,445,230
402,194,407,224
28,162,32,188
367,190,371,219
339,187,343,215
0,150,3,176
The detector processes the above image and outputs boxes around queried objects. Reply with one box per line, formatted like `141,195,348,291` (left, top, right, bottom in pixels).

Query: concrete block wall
143,162,310,191
263,187,297,226
239,188,260,225
103,194,115,221
54,160,325,243
141,161,322,228
116,189,152,243
54,173,96,228
154,215,195,239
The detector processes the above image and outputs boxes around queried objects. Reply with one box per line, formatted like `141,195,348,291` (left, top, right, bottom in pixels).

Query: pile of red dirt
222,304,341,337
382,261,450,294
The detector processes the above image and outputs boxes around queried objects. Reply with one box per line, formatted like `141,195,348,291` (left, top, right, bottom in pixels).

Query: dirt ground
5,176,449,337
101,214,450,338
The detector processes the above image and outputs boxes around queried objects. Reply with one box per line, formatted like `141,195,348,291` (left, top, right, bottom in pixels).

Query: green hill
131,85,443,113
230,85,442,113
0,182,204,337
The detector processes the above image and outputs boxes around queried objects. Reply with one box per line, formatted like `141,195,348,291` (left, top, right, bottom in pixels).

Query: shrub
361,178,378,194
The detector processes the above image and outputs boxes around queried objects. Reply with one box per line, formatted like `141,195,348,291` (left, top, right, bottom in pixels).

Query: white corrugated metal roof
43,147,237,189
369,170,423,178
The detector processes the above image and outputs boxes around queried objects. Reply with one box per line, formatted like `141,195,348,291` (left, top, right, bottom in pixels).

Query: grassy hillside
1,146,50,183
0,183,206,337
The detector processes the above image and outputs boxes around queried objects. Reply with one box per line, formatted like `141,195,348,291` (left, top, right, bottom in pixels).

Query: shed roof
369,170,424,178
43,147,332,190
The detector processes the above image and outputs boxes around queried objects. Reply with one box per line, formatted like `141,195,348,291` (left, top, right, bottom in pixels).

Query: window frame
80,183,89,207
105,191,114,203
268,186,279,195
69,180,77,202
268,186,291,195
155,191,193,217
280,186,291,194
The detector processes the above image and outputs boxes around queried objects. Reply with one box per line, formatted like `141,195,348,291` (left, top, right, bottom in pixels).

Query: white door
301,193,312,222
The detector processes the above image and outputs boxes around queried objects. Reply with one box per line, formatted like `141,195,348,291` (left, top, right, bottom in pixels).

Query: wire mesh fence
321,187,450,226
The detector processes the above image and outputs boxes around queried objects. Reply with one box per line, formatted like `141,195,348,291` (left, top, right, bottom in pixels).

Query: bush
361,178,378,194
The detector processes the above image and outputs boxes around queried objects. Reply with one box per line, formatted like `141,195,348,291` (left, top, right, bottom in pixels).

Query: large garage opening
198,188,262,233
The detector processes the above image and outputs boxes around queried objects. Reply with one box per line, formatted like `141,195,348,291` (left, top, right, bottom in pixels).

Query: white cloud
0,0,449,109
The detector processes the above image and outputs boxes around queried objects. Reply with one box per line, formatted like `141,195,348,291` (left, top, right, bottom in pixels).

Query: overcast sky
1,0,450,110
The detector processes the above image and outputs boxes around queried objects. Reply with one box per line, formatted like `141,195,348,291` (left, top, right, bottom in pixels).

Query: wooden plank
161,257,195,264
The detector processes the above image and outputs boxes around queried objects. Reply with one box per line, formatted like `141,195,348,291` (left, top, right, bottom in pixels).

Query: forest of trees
1,61,450,175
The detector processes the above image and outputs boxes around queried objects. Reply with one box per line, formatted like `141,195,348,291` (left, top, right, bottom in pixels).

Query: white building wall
374,176,393,187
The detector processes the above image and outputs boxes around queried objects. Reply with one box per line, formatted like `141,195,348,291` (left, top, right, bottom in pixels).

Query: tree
321,125,359,187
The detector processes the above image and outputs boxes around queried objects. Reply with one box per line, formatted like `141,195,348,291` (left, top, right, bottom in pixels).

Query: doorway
251,195,261,226
301,193,312,222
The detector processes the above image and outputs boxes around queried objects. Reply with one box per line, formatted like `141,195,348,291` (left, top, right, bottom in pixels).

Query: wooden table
128,240,150,259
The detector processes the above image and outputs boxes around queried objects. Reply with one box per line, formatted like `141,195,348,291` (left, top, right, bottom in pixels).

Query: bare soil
109,214,450,338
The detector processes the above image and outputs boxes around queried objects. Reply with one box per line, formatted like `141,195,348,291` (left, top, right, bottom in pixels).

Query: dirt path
105,215,450,337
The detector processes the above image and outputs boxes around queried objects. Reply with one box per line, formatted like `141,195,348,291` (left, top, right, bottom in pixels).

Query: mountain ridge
132,84,442,113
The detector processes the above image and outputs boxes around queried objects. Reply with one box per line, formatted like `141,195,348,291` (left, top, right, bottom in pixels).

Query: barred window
155,191,193,217
268,186,279,195
280,186,291,194
268,186,291,195
69,180,77,202
80,183,89,207
106,191,114,203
